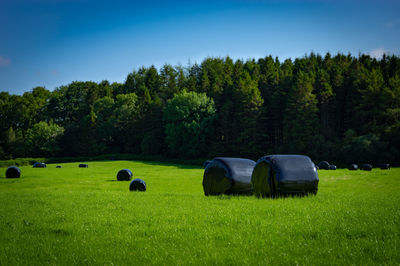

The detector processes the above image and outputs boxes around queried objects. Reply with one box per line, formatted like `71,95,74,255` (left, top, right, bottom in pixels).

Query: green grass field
0,161,399,265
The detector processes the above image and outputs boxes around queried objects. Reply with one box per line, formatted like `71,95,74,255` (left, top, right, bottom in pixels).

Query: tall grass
0,161,399,265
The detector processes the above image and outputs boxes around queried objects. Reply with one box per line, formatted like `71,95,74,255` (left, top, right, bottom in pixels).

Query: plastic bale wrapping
117,169,133,181
251,160,273,197
129,178,146,191
318,161,330,170
79,164,88,168
202,157,255,196
360,164,372,171
252,155,319,198
6,166,21,178
329,164,337,170
349,164,358,170
377,163,390,170
33,162,46,168
203,160,211,169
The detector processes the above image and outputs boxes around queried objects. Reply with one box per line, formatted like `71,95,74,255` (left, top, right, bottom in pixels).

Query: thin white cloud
384,19,400,29
384,22,394,28
369,48,386,59
50,70,59,76
0,56,11,67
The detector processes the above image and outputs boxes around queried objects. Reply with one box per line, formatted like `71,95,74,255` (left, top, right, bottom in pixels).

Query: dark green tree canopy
163,91,216,158
0,53,399,165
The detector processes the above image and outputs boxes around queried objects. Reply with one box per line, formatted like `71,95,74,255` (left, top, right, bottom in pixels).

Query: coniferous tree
1,53,400,163
283,70,319,156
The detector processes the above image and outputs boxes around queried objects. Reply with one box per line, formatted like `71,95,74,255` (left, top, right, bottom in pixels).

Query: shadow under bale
129,178,146,191
6,166,21,178
33,162,46,168
117,169,132,181
318,161,330,170
349,164,358,170
79,164,88,168
251,155,319,198
360,164,372,171
202,157,255,196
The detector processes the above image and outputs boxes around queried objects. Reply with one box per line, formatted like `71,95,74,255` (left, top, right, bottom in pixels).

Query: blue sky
0,0,399,95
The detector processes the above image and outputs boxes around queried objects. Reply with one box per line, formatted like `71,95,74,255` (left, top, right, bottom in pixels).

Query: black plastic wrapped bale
33,162,46,168
349,164,358,170
251,155,319,198
203,160,211,169
318,161,330,170
129,178,146,191
117,169,133,181
6,166,21,178
360,164,372,171
79,164,88,168
377,163,390,170
329,164,337,170
56,165,62,168
202,157,255,196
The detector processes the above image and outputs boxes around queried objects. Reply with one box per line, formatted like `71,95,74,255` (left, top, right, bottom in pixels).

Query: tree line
1,53,400,165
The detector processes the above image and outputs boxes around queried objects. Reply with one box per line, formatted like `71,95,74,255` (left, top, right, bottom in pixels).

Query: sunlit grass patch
0,162,399,264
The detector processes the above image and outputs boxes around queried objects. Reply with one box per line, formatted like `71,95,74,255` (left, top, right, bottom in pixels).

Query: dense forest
1,53,400,165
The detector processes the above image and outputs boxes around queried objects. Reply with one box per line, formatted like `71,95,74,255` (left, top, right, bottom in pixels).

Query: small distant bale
56,165,62,168
318,161,330,170
6,166,21,178
349,164,358,170
33,162,46,168
329,165,337,170
117,169,132,181
360,164,372,171
79,164,88,168
377,163,390,170
129,178,146,191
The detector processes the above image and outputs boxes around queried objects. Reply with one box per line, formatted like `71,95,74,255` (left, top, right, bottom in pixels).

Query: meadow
0,161,399,265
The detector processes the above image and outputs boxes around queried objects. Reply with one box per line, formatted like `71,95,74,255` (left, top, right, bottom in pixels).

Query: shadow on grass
207,194,254,199
137,160,204,170
50,229,73,236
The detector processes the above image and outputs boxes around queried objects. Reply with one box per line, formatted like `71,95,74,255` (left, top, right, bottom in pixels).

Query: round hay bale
33,162,46,168
360,164,372,171
252,155,319,198
56,165,62,168
117,169,132,181
329,164,337,170
377,163,390,170
349,164,358,170
318,161,330,170
79,164,88,168
6,166,21,178
202,157,255,196
203,160,211,169
251,160,272,197
129,178,146,191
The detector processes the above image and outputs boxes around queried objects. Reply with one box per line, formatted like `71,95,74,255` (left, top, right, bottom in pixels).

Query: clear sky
1,0,399,95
